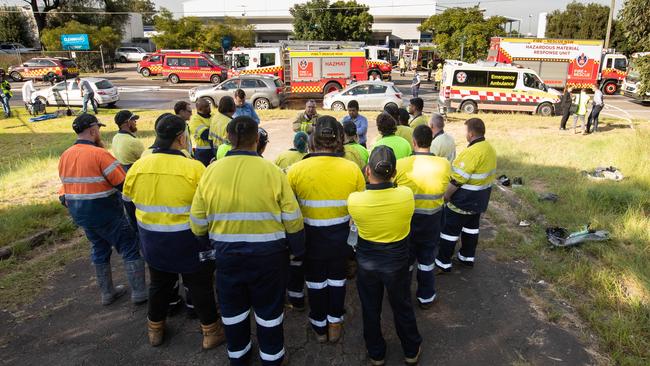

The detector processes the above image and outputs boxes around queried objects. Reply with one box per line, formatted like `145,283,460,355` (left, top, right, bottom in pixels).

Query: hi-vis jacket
190,150,305,258
395,152,451,216
208,112,231,148
188,112,212,150
58,140,126,227
287,153,365,259
449,137,497,213
122,149,206,273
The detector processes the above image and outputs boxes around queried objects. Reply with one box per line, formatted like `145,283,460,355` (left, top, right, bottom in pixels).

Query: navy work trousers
435,206,481,270
409,211,442,304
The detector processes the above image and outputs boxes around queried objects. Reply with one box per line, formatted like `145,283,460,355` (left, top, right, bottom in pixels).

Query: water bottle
347,224,358,247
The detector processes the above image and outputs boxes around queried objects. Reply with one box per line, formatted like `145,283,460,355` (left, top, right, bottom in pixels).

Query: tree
40,20,121,51
546,2,615,40
0,7,33,47
23,0,62,32
129,0,157,25
634,55,650,96
45,0,130,37
619,0,650,52
151,9,206,50
290,0,373,42
419,7,506,62
204,18,256,52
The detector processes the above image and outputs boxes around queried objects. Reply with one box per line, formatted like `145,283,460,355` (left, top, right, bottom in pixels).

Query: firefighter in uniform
436,118,497,271
191,116,305,365
292,99,320,134
348,146,422,366
122,114,224,349
287,116,366,343
189,98,214,166
58,113,147,306
395,125,451,309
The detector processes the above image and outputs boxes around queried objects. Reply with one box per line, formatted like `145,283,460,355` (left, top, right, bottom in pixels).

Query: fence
0,50,116,73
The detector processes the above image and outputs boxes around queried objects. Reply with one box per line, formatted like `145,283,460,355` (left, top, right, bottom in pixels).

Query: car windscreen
61,59,77,68
94,80,114,89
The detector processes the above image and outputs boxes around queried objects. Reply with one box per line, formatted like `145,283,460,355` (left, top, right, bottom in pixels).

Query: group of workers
558,86,605,134
57,88,497,365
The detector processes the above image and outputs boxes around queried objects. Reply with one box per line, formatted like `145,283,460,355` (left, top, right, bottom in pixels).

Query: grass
1,105,649,363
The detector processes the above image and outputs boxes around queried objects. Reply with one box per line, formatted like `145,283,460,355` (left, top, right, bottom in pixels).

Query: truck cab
600,53,628,95
364,46,393,80
227,48,283,79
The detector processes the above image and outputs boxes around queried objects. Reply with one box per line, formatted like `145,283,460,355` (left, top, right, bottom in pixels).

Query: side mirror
22,64,28,67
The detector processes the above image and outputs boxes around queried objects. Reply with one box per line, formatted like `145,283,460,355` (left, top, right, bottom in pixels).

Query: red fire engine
487,37,628,94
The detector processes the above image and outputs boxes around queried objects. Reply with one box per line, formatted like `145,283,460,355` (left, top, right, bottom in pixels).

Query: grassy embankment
0,107,649,364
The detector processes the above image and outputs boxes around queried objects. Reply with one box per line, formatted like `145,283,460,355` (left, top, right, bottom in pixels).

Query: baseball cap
368,145,396,180
152,114,186,149
114,110,139,126
72,113,105,134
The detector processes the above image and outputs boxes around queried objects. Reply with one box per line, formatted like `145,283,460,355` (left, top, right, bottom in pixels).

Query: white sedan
322,81,404,111
32,77,120,107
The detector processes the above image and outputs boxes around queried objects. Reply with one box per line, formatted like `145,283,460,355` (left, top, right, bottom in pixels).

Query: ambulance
438,61,561,116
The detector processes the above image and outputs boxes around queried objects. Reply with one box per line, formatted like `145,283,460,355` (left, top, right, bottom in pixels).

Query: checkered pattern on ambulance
449,88,559,104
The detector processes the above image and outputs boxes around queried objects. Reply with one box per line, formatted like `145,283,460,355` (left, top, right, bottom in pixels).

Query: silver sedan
322,81,404,111
189,75,286,109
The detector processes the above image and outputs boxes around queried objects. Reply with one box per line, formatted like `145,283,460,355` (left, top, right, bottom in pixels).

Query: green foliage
0,7,33,47
634,55,650,96
619,0,650,52
45,0,129,37
290,0,373,42
129,0,157,25
40,20,121,51
419,7,506,62
204,18,256,51
546,2,612,40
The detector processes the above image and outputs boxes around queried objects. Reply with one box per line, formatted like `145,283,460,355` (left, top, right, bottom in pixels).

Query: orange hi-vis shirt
58,140,127,226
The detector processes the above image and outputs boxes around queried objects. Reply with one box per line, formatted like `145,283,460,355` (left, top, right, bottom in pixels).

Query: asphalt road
7,65,650,121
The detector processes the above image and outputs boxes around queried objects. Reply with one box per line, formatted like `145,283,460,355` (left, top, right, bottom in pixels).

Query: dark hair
173,101,190,115
347,100,359,110
257,127,269,155
368,145,396,181
413,125,433,148
218,96,236,115
227,116,258,149
398,108,410,125
234,89,246,99
342,121,357,137
313,115,342,151
383,103,399,121
465,118,486,136
376,112,397,136
154,112,175,129
410,97,424,111
293,131,308,153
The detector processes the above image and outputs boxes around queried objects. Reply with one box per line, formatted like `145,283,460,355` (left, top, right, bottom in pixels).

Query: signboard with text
292,58,320,82
61,34,90,50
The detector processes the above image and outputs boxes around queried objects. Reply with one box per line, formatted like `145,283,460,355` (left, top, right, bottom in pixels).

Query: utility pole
604,0,615,49
460,35,466,61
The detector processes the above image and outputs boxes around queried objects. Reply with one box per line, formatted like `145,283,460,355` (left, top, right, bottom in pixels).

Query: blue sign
222,36,232,50
61,34,90,50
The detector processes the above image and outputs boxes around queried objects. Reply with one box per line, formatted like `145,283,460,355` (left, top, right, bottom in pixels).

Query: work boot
124,259,148,304
313,329,327,343
147,319,165,347
404,346,421,365
328,323,343,343
369,357,385,366
94,263,127,305
201,321,226,350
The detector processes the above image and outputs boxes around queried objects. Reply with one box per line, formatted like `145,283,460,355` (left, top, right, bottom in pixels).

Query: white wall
122,13,145,42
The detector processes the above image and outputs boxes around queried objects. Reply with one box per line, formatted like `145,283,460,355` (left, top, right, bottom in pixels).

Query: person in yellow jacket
1,76,12,117
189,98,214,166
348,146,422,366
436,118,497,272
287,116,365,343
209,96,235,151
434,63,443,92
292,99,320,134
573,88,591,134
275,131,309,172
122,114,224,349
395,125,451,309
190,116,305,365
408,97,427,128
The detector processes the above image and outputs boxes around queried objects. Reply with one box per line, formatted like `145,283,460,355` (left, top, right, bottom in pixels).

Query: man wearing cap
111,110,144,172
348,146,422,366
395,125,451,309
292,100,320,134
288,116,365,343
58,113,147,306
373,112,412,160
123,114,224,349
436,118,497,272
191,116,305,365
189,99,214,166
429,113,456,162
408,98,427,128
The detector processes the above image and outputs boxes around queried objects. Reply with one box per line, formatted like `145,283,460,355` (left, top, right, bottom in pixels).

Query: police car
8,57,79,82
438,61,561,116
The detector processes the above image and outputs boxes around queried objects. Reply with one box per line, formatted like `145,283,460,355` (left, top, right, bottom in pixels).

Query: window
235,54,249,68
24,60,40,67
166,58,179,66
614,58,627,72
452,70,488,87
38,60,56,67
197,58,210,67
69,81,79,90
256,80,267,88
221,80,239,90
61,59,77,68
149,55,161,62
606,58,613,68
369,85,387,94
523,73,545,90
487,71,518,89
260,53,275,67
118,48,127,52
95,80,114,90
346,85,370,95
178,58,195,67
241,79,258,89
376,50,389,61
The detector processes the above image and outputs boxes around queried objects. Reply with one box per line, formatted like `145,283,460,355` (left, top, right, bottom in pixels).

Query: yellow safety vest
395,153,451,215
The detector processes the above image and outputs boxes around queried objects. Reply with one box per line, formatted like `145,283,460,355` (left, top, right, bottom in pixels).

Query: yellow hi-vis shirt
348,183,414,243
395,125,414,143
287,153,365,227
450,137,497,213
395,152,451,215
190,150,305,256
343,144,365,170
111,131,144,166
209,112,231,147
189,113,212,150
274,149,306,172
409,114,427,128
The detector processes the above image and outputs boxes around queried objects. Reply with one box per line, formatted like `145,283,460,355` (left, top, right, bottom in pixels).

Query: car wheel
384,102,398,111
460,100,478,114
141,68,151,77
602,80,618,95
107,101,117,108
210,74,222,84
168,74,180,84
254,98,270,110
536,102,554,117
331,101,345,111
119,56,127,63
10,71,22,82
323,82,341,95
199,96,215,107
36,96,48,106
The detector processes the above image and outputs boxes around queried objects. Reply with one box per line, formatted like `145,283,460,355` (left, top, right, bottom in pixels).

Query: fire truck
364,45,393,80
227,41,369,95
398,43,441,71
487,37,628,94
621,52,650,102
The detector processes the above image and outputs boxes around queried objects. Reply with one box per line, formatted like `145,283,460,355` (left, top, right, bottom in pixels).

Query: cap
152,114,186,149
368,145,396,180
342,121,357,137
72,113,106,134
114,110,139,126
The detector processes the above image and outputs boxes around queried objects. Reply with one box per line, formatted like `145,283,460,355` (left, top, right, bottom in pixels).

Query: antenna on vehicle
63,75,72,116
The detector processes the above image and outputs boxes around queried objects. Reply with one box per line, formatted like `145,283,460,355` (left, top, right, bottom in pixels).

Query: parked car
7,57,79,82
115,47,149,63
0,42,36,54
322,81,404,111
189,75,285,109
137,52,164,77
32,77,119,107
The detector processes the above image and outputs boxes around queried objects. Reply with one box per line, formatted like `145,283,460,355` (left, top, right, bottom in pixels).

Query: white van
438,62,561,116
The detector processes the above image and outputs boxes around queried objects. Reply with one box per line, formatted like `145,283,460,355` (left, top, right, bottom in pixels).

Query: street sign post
61,34,90,50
